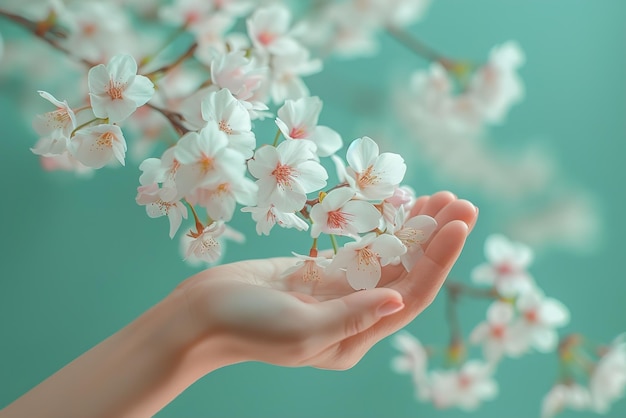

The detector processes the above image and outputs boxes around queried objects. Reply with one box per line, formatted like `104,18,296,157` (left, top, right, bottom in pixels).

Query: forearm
0,290,221,418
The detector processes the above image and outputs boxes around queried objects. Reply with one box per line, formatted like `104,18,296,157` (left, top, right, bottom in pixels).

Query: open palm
177,191,477,370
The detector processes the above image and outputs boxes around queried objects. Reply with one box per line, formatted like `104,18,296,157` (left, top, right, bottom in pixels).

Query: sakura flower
327,233,405,290
138,147,179,201
345,136,407,200
136,182,188,238
589,334,626,413
201,88,256,158
210,50,267,104
268,45,323,103
184,222,226,263
512,290,570,353
469,301,528,363
88,54,154,123
391,209,437,271
181,223,245,267
241,204,308,236
541,383,591,418
275,96,342,157
69,124,127,169
32,91,77,141
429,361,498,411
471,234,535,297
391,331,429,391
246,4,300,56
185,170,258,222
158,0,213,32
379,186,416,231
173,124,246,196
281,251,332,282
248,140,328,212
309,187,380,238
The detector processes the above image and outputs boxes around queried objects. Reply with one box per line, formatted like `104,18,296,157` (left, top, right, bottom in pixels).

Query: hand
176,191,478,371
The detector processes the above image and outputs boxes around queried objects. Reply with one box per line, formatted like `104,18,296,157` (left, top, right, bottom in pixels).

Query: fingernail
377,300,405,318
474,205,479,213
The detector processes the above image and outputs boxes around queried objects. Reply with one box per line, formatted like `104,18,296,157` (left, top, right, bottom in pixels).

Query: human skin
0,191,477,418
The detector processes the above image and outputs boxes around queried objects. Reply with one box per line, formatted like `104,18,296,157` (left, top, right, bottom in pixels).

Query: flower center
289,126,307,139
524,309,538,324
327,210,350,229
356,165,378,189
258,31,276,46
396,227,425,248
490,324,505,339
218,119,233,135
272,163,294,186
53,109,70,124
303,260,322,282
458,374,472,389
107,80,125,100
357,247,377,268
199,154,214,173
96,131,116,149
496,262,515,276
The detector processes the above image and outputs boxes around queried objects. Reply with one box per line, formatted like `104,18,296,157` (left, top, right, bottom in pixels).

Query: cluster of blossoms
26,2,437,291
6,0,619,415
391,234,626,416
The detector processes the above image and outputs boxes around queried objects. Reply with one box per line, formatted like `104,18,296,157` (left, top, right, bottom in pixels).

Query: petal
487,301,515,324
107,54,137,84
248,145,279,179
294,160,328,193
125,74,154,107
372,234,406,261
539,299,570,327
309,125,343,157
373,152,407,185
342,200,380,233
346,136,379,172
346,252,381,290
321,187,355,210
87,64,110,95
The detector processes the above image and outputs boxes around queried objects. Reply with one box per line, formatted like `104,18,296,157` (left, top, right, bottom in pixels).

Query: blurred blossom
589,334,626,413
541,383,591,418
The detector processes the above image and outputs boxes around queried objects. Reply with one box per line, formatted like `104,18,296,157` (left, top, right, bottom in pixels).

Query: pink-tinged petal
248,145,279,179
346,136,379,172
469,322,490,344
232,177,259,206
124,74,154,107
88,64,110,95
275,117,292,139
400,248,423,272
511,243,534,268
374,152,407,185
487,301,514,324
321,187,354,210
174,132,202,164
167,205,185,239
342,200,380,232
309,125,342,157
346,253,381,290
107,54,137,84
372,234,406,264
532,327,558,352
104,97,139,123
294,160,328,193
206,192,237,221
404,215,437,238
539,299,570,327
471,263,497,285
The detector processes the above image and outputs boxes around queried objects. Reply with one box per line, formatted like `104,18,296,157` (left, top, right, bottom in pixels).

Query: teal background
0,1,625,417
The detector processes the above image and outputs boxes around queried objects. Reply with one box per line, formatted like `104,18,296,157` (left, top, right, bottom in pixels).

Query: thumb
312,288,404,344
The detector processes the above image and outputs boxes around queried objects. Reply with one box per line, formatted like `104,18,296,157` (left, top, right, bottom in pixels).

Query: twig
146,103,190,137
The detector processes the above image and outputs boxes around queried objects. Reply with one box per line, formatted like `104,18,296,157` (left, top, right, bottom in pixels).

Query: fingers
310,287,404,345
412,190,456,218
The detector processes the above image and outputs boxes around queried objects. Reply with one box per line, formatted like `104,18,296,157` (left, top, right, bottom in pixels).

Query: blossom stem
329,234,338,255
143,42,198,79
0,9,97,67
445,281,498,299
139,25,188,69
72,105,92,114
445,285,463,346
184,200,204,235
272,129,282,147
70,117,105,137
386,26,456,71
146,103,190,137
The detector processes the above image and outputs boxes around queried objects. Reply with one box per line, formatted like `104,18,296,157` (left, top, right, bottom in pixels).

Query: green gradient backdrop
1,1,625,417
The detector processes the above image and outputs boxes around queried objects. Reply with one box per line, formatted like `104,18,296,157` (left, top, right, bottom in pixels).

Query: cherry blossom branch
139,25,189,69
143,42,198,78
145,103,190,137
0,9,97,67
445,281,498,299
386,25,457,72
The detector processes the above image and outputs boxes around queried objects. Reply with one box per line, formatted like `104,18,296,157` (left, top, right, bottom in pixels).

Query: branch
146,103,190,137
386,25,456,71
144,42,198,78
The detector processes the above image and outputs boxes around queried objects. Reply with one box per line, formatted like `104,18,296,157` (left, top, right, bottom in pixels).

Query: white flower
210,50,266,103
589,334,626,413
185,170,257,222
174,124,246,196
268,45,322,104
241,204,308,236
136,182,188,238
281,251,332,282
512,290,570,353
429,361,498,411
184,222,226,263
69,124,126,169
345,136,407,200
391,331,429,391
275,96,342,157
541,383,591,418
392,209,437,271
471,234,535,297
88,54,154,123
246,4,300,56
33,91,77,140
158,0,212,31
327,233,406,290
201,88,256,158
181,223,245,267
248,140,328,212
469,301,529,363
309,187,380,239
